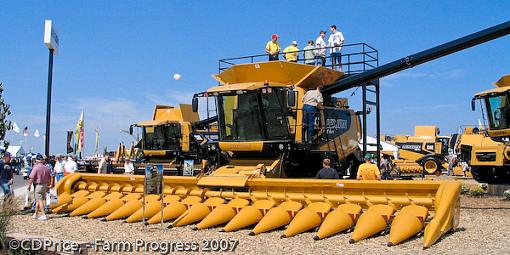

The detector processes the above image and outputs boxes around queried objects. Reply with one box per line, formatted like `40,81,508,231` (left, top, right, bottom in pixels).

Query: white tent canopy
359,136,398,153
0,146,25,157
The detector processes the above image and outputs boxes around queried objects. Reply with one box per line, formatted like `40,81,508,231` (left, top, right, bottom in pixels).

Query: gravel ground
7,194,510,255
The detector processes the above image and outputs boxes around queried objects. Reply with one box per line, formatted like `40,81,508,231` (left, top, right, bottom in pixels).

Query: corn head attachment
54,173,460,248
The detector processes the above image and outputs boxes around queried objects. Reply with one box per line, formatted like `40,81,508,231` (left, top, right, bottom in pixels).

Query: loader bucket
57,173,461,248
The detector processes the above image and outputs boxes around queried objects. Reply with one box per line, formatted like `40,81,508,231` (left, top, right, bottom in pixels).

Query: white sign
44,20,59,54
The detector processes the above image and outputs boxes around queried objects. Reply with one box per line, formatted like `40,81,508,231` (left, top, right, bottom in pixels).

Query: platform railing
218,43,378,75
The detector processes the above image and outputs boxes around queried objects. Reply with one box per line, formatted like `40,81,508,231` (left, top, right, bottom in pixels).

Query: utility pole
43,20,59,156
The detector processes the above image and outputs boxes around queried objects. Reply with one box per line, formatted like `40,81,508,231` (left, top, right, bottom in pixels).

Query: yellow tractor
458,74,510,183
50,21,510,248
388,126,451,177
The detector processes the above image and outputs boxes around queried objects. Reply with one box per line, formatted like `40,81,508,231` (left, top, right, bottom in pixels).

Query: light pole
43,20,59,156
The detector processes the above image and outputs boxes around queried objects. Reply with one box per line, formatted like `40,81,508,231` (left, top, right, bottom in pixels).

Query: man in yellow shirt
265,34,281,61
283,41,299,62
357,154,381,180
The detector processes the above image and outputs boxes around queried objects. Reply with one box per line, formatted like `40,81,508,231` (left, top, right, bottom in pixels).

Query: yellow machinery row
52,21,510,250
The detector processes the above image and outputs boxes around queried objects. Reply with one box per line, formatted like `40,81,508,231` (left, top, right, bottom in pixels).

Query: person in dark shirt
0,152,14,201
316,158,339,179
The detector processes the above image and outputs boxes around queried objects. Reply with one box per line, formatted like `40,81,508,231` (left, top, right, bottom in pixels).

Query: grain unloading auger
53,173,460,248
53,21,510,249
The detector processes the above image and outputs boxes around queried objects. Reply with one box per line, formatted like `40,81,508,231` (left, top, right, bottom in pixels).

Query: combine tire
421,158,440,175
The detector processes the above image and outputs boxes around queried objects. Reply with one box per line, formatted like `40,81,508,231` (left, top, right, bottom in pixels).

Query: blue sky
1,1,509,155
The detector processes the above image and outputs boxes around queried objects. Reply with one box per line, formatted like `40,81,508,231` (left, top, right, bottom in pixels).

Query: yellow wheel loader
52,21,510,248
387,126,451,177
458,74,510,183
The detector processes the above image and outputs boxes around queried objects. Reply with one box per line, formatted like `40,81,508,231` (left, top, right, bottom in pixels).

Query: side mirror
471,99,476,111
129,125,134,135
287,90,296,107
192,97,198,112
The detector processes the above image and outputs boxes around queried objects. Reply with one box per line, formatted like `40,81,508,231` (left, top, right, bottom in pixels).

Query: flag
34,129,40,137
12,122,20,133
75,111,84,153
23,127,28,137
67,131,74,154
95,128,100,155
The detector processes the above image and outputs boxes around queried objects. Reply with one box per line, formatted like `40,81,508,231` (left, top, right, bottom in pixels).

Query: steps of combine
54,173,461,248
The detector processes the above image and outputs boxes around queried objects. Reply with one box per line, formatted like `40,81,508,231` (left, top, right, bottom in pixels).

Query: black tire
421,158,440,175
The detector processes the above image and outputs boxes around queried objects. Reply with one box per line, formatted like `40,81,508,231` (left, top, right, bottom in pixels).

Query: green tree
0,82,11,150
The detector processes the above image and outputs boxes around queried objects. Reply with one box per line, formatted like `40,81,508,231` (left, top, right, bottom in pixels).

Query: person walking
27,155,51,220
54,154,65,183
64,155,78,176
315,158,339,179
0,153,14,202
357,154,381,180
98,154,110,174
328,25,345,71
315,30,327,66
124,158,135,175
379,154,391,180
265,34,281,61
302,85,324,142
283,41,299,62
303,40,315,65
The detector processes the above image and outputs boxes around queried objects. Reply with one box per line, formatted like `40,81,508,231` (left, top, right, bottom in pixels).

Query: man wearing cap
27,155,52,220
302,85,324,142
357,154,381,180
283,41,299,62
0,152,14,201
265,34,281,61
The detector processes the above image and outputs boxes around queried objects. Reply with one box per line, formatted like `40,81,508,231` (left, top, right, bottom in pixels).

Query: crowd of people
316,153,392,181
0,151,137,221
264,25,345,70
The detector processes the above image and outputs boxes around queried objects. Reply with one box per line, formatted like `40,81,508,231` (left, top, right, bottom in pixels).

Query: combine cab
458,74,510,183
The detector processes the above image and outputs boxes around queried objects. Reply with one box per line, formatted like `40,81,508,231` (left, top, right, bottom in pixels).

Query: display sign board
145,164,163,194
183,160,194,176
44,20,59,54
143,164,164,226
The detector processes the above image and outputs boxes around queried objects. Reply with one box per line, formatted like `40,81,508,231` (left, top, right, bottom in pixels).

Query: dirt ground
7,191,510,255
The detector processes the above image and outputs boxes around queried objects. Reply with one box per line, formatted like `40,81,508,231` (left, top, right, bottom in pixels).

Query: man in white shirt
54,154,65,183
315,30,327,66
124,158,135,175
64,155,78,176
302,86,324,142
327,25,345,71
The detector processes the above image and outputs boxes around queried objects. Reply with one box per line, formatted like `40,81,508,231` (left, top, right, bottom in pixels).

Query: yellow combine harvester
52,21,510,248
192,61,362,179
458,74,510,183
108,104,220,174
388,126,451,176
135,104,219,173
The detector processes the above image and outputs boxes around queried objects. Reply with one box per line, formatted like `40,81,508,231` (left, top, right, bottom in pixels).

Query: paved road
13,174,27,190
